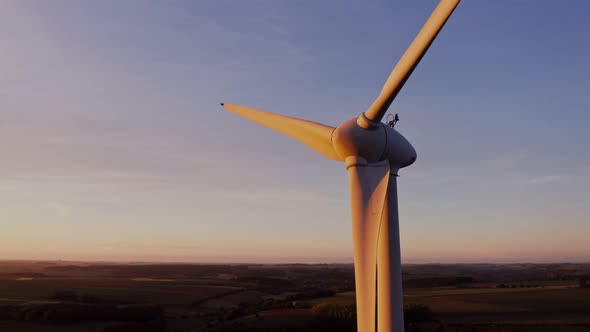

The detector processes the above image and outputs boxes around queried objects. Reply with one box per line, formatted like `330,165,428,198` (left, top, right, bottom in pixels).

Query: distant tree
115,304,164,322
94,321,165,332
51,290,78,302
404,304,435,324
79,293,105,303
311,303,356,332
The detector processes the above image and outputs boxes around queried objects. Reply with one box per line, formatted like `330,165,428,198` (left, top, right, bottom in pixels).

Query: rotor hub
332,117,417,170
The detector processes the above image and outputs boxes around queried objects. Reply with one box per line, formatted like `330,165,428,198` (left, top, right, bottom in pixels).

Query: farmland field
1,261,589,331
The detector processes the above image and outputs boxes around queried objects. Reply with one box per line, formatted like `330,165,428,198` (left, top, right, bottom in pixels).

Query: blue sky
1,0,589,263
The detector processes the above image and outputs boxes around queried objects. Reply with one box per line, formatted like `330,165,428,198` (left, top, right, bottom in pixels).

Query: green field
306,287,590,326
0,277,242,306
1,261,590,331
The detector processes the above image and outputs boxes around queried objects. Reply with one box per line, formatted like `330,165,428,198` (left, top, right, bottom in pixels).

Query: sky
1,0,589,264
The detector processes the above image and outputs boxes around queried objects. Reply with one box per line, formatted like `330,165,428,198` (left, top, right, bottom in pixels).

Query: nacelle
332,117,416,171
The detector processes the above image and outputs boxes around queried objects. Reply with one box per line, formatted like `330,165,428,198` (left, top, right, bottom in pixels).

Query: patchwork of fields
1,261,589,331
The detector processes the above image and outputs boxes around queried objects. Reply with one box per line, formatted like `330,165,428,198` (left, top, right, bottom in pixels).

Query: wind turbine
220,1,460,331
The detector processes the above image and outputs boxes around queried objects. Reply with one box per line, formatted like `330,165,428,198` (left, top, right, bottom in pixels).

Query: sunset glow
1,0,589,263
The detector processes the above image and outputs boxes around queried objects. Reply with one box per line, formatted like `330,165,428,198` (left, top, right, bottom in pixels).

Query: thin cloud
208,187,338,204
102,242,201,251
528,175,570,185
46,202,73,217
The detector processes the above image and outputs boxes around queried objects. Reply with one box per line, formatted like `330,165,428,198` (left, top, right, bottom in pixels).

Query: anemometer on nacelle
386,113,399,128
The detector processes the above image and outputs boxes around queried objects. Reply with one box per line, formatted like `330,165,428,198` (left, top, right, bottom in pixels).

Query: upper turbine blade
221,103,341,161
346,156,390,332
364,0,461,123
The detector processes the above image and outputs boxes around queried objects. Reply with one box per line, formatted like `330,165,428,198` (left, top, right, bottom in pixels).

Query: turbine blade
346,157,390,332
221,103,341,161
364,0,461,123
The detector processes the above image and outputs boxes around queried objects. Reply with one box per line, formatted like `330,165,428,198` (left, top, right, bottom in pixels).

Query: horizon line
2,258,589,266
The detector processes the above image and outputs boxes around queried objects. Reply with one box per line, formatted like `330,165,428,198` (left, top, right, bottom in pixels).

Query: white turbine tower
221,1,460,331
